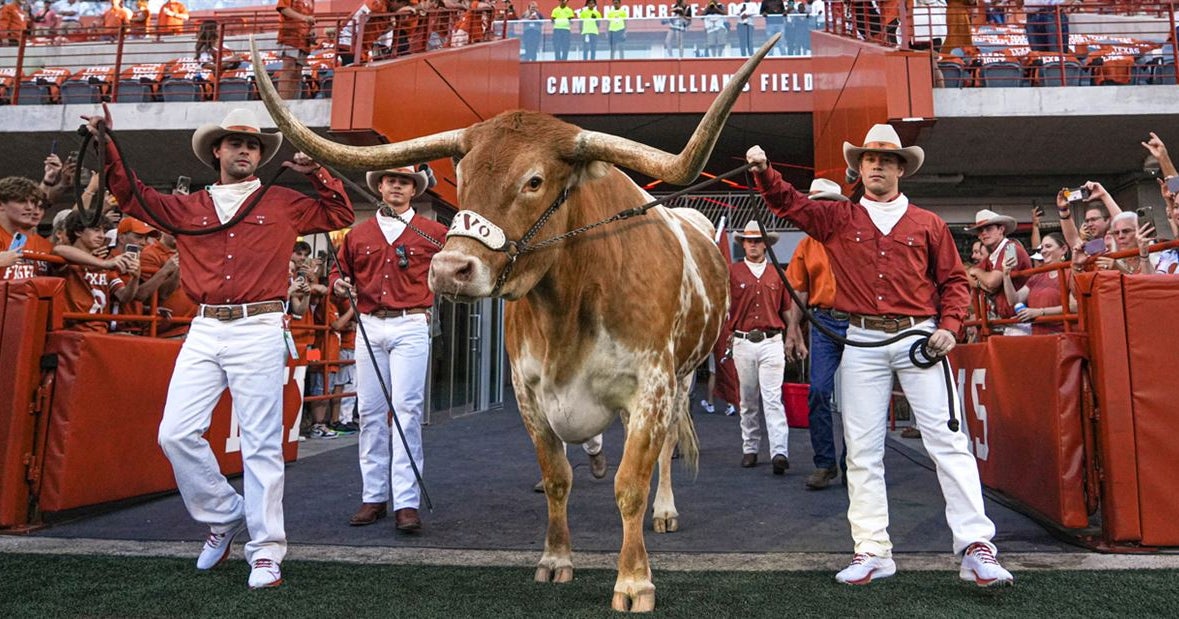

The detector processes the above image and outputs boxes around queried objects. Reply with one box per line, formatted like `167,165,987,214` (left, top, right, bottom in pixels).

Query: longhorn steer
254,36,778,612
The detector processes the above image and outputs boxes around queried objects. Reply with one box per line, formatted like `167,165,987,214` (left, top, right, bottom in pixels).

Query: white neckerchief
860,193,910,236
207,179,262,224
745,258,767,278
376,206,414,245
988,237,1012,266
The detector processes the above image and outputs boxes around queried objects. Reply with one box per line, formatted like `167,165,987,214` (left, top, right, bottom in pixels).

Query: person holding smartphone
966,209,1031,335
82,105,354,590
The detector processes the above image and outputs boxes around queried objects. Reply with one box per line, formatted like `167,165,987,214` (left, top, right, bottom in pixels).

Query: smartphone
1166,176,1179,194
1064,186,1092,203
1082,237,1107,255
1136,206,1154,222
1003,242,1017,263
124,243,141,256
50,139,58,155
175,175,191,195
7,232,27,252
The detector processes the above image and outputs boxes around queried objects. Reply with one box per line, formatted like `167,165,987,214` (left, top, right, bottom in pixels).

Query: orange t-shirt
785,236,837,309
61,264,125,333
276,0,314,52
103,6,133,30
139,241,196,337
1,227,55,280
156,1,188,35
0,3,27,37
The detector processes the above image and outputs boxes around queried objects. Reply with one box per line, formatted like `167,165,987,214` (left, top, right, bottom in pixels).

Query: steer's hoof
534,564,573,583
612,589,656,613
652,516,679,533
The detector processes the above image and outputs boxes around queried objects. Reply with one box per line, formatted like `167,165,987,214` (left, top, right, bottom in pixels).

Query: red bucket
783,382,810,428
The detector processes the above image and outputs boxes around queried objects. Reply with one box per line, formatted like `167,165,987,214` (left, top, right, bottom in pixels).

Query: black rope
744,170,960,432
79,123,287,237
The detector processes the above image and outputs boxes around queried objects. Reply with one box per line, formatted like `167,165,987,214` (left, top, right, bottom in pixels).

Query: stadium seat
1154,60,1177,85
316,70,333,99
217,77,253,101
60,80,103,104
160,79,204,101
116,80,155,102
938,62,967,88
16,81,53,104
1038,61,1087,86
980,61,1026,87
1132,56,1158,85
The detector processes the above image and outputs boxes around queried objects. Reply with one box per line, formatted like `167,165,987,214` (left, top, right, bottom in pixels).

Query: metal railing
0,7,501,105
826,1,1179,87
964,237,1179,340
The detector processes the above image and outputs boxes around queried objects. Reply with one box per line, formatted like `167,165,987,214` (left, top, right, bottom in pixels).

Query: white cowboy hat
842,124,925,176
191,108,283,171
807,177,848,202
733,219,780,243
967,209,1017,235
366,166,430,198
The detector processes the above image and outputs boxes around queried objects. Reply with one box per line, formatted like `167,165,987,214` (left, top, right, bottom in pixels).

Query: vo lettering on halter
448,210,508,251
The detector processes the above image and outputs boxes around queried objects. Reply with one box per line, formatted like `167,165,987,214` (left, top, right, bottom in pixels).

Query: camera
124,243,141,256
1064,186,1091,203
1082,237,1106,255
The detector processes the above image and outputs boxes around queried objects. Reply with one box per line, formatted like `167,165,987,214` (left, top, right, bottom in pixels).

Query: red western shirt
329,214,447,315
982,238,1032,318
756,167,970,334
103,141,354,305
727,260,790,333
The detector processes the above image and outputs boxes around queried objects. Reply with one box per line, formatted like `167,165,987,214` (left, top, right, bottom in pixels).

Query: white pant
840,321,996,556
733,334,789,457
156,313,288,564
355,313,430,508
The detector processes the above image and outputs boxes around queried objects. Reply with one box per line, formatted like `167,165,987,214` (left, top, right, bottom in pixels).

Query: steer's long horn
575,34,780,186
251,38,465,170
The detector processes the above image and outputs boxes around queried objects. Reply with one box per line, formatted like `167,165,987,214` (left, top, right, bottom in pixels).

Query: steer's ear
574,160,613,184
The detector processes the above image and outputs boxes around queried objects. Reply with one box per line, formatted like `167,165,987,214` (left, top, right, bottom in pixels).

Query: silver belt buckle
747,329,766,343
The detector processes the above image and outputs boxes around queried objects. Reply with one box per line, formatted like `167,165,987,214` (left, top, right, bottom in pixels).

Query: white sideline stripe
2,537,1178,572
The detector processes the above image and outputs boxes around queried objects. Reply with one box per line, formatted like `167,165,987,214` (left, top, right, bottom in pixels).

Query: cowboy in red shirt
83,105,353,590
747,124,1014,588
330,165,445,532
726,219,792,475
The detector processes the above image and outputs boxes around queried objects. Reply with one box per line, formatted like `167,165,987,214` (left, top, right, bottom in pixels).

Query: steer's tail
674,378,701,475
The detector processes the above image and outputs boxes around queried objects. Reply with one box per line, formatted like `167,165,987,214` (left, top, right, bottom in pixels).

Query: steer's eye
527,176,543,191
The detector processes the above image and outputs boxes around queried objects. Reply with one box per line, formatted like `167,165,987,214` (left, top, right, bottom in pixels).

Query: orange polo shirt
785,236,837,309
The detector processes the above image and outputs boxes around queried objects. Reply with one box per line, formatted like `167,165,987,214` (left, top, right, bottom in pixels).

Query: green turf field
2,553,1176,617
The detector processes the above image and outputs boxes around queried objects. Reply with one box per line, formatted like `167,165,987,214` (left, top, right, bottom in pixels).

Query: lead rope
743,169,959,432
77,123,287,237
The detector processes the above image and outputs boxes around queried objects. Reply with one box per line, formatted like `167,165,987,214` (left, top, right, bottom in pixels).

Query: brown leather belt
848,314,931,334
734,328,782,343
369,307,431,319
200,300,285,322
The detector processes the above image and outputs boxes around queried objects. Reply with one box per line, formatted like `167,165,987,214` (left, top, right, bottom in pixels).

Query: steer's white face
427,122,603,302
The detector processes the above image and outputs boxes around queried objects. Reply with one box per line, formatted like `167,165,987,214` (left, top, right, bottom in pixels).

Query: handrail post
112,25,127,102
13,28,27,105
212,21,226,101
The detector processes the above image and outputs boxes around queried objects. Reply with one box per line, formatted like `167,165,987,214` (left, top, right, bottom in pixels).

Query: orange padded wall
950,334,1089,529
35,331,303,513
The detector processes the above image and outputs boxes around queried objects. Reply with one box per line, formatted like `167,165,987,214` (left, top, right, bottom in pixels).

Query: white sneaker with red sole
248,558,283,589
195,520,246,571
960,542,1014,587
835,553,897,585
